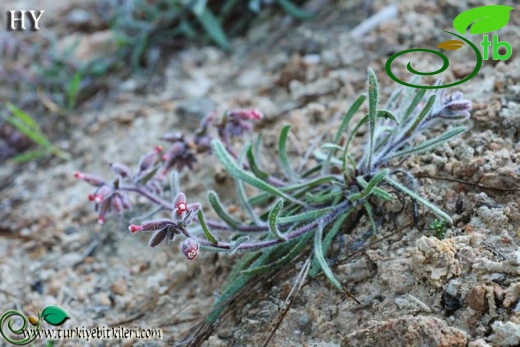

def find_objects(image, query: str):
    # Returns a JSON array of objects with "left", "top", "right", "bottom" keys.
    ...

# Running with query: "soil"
[{"left": 2, "top": 0, "right": 520, "bottom": 346}]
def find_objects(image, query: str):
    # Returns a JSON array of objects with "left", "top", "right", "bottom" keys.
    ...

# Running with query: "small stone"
[
  {"left": 468, "top": 338, "right": 493, "bottom": 347},
  {"left": 110, "top": 279, "right": 127, "bottom": 296},
  {"left": 467, "top": 284, "right": 488, "bottom": 313},
  {"left": 489, "top": 321, "right": 520, "bottom": 346},
  {"left": 295, "top": 312, "right": 312, "bottom": 335},
  {"left": 67, "top": 9, "right": 91, "bottom": 27},
  {"left": 60, "top": 253, "right": 83, "bottom": 267},
  {"left": 96, "top": 292, "right": 112, "bottom": 307},
  {"left": 146, "top": 272, "right": 165, "bottom": 289}
]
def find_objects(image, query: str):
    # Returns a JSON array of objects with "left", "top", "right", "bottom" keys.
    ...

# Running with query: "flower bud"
[
  {"left": 110, "top": 163, "right": 132, "bottom": 178},
  {"left": 97, "top": 198, "right": 111, "bottom": 225},
  {"left": 74, "top": 171, "right": 105, "bottom": 187},
  {"left": 94, "top": 185, "right": 113, "bottom": 203},
  {"left": 138, "top": 148, "right": 160, "bottom": 173},
  {"left": 112, "top": 195, "right": 123, "bottom": 216},
  {"left": 161, "top": 132, "right": 184, "bottom": 143},
  {"left": 128, "top": 219, "right": 174, "bottom": 233},
  {"left": 227, "top": 108, "right": 263, "bottom": 120},
  {"left": 181, "top": 238, "right": 200, "bottom": 260}
]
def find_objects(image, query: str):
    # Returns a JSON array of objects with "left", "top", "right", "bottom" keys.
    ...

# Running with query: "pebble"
[
  {"left": 66, "top": 9, "right": 91, "bottom": 27},
  {"left": 110, "top": 279, "right": 127, "bottom": 296}
]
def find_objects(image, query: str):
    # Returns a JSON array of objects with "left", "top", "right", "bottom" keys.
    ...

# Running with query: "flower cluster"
[
  {"left": 75, "top": 108, "right": 262, "bottom": 258},
  {"left": 129, "top": 192, "right": 201, "bottom": 259},
  {"left": 218, "top": 108, "right": 263, "bottom": 138},
  {"left": 422, "top": 90, "right": 472, "bottom": 127},
  {"left": 74, "top": 171, "right": 131, "bottom": 224},
  {"left": 74, "top": 146, "right": 165, "bottom": 224}
]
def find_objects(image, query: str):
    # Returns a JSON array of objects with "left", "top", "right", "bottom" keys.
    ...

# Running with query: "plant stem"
[{"left": 198, "top": 200, "right": 352, "bottom": 252}]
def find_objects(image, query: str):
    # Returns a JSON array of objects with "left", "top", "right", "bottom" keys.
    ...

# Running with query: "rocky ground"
[{"left": 1, "top": 0, "right": 520, "bottom": 346}]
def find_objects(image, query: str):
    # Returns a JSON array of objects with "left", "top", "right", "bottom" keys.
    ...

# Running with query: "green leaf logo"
[
  {"left": 453, "top": 5, "right": 514, "bottom": 35},
  {"left": 41, "top": 306, "right": 70, "bottom": 326}
]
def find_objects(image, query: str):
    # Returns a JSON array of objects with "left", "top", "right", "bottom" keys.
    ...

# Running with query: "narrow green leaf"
[
  {"left": 207, "top": 273, "right": 250, "bottom": 323},
  {"left": 367, "top": 68, "right": 379, "bottom": 169},
  {"left": 384, "top": 87, "right": 403, "bottom": 110},
  {"left": 360, "top": 168, "right": 390, "bottom": 197},
  {"left": 277, "top": 0, "right": 314, "bottom": 19},
  {"left": 278, "top": 125, "right": 298, "bottom": 181},
  {"left": 208, "top": 242, "right": 292, "bottom": 323},
  {"left": 321, "top": 143, "right": 345, "bottom": 152},
  {"left": 222, "top": 251, "right": 260, "bottom": 288},
  {"left": 363, "top": 202, "right": 377, "bottom": 236},
  {"left": 385, "top": 176, "right": 452, "bottom": 224},
  {"left": 178, "top": 20, "right": 198, "bottom": 39},
  {"left": 334, "top": 94, "right": 366, "bottom": 144},
  {"left": 278, "top": 205, "right": 334, "bottom": 224},
  {"left": 220, "top": 0, "right": 241, "bottom": 18},
  {"left": 350, "top": 169, "right": 390, "bottom": 202},
  {"left": 11, "top": 148, "right": 48, "bottom": 162},
  {"left": 6, "top": 102, "right": 39, "bottom": 130},
  {"left": 248, "top": 175, "right": 337, "bottom": 205},
  {"left": 67, "top": 71, "right": 82, "bottom": 110},
  {"left": 1, "top": 113, "right": 50, "bottom": 149},
  {"left": 313, "top": 222, "right": 343, "bottom": 291},
  {"left": 344, "top": 110, "right": 398, "bottom": 159},
  {"left": 194, "top": 8, "right": 230, "bottom": 50},
  {"left": 355, "top": 176, "right": 393, "bottom": 201},
  {"left": 213, "top": 140, "right": 304, "bottom": 205},
  {"left": 246, "top": 144, "right": 269, "bottom": 181},
  {"left": 323, "top": 94, "right": 366, "bottom": 175},
  {"left": 2, "top": 107, "right": 70, "bottom": 160},
  {"left": 197, "top": 210, "right": 218, "bottom": 244},
  {"left": 387, "top": 127, "right": 467, "bottom": 161},
  {"left": 268, "top": 199, "right": 287, "bottom": 241},
  {"left": 192, "top": 0, "right": 208, "bottom": 16},
  {"left": 241, "top": 232, "right": 312, "bottom": 275},
  {"left": 404, "top": 94, "right": 436, "bottom": 138},
  {"left": 403, "top": 88, "right": 427, "bottom": 124},
  {"left": 236, "top": 146, "right": 262, "bottom": 224},
  {"left": 208, "top": 191, "right": 241, "bottom": 229},
  {"left": 230, "top": 235, "right": 250, "bottom": 254},
  {"left": 309, "top": 209, "right": 351, "bottom": 278}
]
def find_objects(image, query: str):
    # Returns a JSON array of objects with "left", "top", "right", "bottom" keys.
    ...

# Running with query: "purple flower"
[
  {"left": 75, "top": 172, "right": 131, "bottom": 224},
  {"left": 218, "top": 108, "right": 264, "bottom": 139},
  {"left": 429, "top": 90, "right": 472, "bottom": 122},
  {"left": 161, "top": 140, "right": 197, "bottom": 172}
]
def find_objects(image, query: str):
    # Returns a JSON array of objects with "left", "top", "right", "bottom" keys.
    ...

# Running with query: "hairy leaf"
[{"left": 268, "top": 199, "right": 288, "bottom": 241}]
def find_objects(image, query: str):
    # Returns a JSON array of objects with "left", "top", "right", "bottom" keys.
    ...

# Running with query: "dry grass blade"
[{"left": 259, "top": 257, "right": 311, "bottom": 347}]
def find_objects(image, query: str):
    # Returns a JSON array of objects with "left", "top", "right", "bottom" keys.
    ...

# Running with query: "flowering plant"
[{"left": 75, "top": 69, "right": 471, "bottom": 331}]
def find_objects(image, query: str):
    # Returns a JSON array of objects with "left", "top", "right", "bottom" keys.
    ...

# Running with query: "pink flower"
[
  {"left": 181, "top": 238, "right": 200, "bottom": 260},
  {"left": 227, "top": 109, "right": 263, "bottom": 120},
  {"left": 173, "top": 192, "right": 201, "bottom": 225}
]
